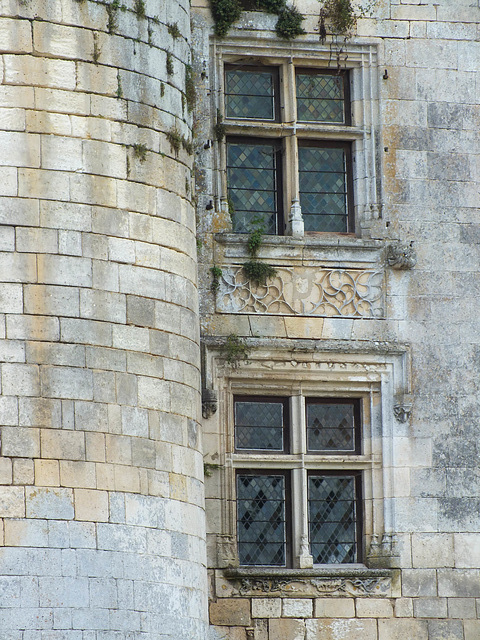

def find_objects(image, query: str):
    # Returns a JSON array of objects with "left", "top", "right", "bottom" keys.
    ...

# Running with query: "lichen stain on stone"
[{"left": 211, "top": 207, "right": 231, "bottom": 233}]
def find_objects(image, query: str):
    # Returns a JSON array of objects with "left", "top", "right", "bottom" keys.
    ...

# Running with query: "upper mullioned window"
[{"left": 224, "top": 64, "right": 355, "bottom": 235}]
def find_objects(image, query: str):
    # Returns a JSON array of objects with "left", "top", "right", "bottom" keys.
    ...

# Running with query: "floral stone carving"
[
  {"left": 386, "top": 242, "right": 417, "bottom": 270},
  {"left": 216, "top": 266, "right": 384, "bottom": 318}
]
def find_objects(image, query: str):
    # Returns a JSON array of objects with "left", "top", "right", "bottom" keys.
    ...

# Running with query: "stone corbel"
[
  {"left": 386, "top": 242, "right": 417, "bottom": 270},
  {"left": 202, "top": 387, "right": 218, "bottom": 419},
  {"left": 393, "top": 403, "right": 412, "bottom": 423},
  {"left": 393, "top": 395, "right": 412, "bottom": 423}
]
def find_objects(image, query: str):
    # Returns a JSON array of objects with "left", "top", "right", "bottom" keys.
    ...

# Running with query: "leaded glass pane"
[
  {"left": 296, "top": 73, "right": 345, "bottom": 123},
  {"left": 227, "top": 141, "right": 278, "bottom": 233},
  {"left": 235, "top": 401, "right": 284, "bottom": 451},
  {"left": 237, "top": 474, "right": 286, "bottom": 566},
  {"left": 226, "top": 69, "right": 275, "bottom": 120},
  {"left": 299, "top": 146, "right": 347, "bottom": 232},
  {"left": 307, "top": 403, "right": 355, "bottom": 452},
  {"left": 308, "top": 475, "right": 357, "bottom": 564}
]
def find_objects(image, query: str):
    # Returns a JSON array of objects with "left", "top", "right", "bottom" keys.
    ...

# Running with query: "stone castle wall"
[
  {"left": 0, "top": 1, "right": 206, "bottom": 638},
  {"left": 191, "top": 0, "right": 480, "bottom": 639}
]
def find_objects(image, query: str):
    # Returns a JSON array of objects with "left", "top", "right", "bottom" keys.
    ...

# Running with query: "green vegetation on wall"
[{"left": 209, "top": 0, "right": 305, "bottom": 39}]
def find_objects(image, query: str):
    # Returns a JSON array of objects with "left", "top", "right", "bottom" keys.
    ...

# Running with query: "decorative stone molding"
[
  {"left": 221, "top": 568, "right": 394, "bottom": 598},
  {"left": 387, "top": 242, "right": 417, "bottom": 270},
  {"left": 216, "top": 266, "right": 384, "bottom": 318}
]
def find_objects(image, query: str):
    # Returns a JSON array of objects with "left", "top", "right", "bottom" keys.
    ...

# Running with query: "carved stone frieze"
[
  {"left": 233, "top": 575, "right": 392, "bottom": 598},
  {"left": 216, "top": 266, "right": 384, "bottom": 318},
  {"left": 386, "top": 242, "right": 417, "bottom": 270}
]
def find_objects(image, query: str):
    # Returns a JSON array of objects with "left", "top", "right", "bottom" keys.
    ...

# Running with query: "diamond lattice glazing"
[
  {"left": 237, "top": 474, "right": 286, "bottom": 565},
  {"left": 226, "top": 69, "right": 275, "bottom": 120},
  {"left": 235, "top": 401, "right": 284, "bottom": 451},
  {"left": 307, "top": 403, "right": 355, "bottom": 452},
  {"left": 296, "top": 73, "right": 344, "bottom": 123},
  {"left": 308, "top": 475, "right": 357, "bottom": 564}
]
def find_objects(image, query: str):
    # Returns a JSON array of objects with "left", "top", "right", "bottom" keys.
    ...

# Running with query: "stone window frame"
[
  {"left": 210, "top": 36, "right": 381, "bottom": 238},
  {"left": 202, "top": 339, "right": 411, "bottom": 576},
  {"left": 233, "top": 392, "right": 366, "bottom": 569}
]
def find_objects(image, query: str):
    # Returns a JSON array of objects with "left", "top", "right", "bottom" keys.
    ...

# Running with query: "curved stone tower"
[{"left": 0, "top": 1, "right": 206, "bottom": 638}]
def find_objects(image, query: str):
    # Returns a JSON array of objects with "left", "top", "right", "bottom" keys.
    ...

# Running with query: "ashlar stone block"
[
  {"left": 306, "top": 618, "right": 377, "bottom": 640},
  {"left": 13, "top": 458, "right": 34, "bottom": 485},
  {"left": 251, "top": 598, "right": 282, "bottom": 619},
  {"left": 34, "top": 460, "right": 60, "bottom": 487},
  {"left": 356, "top": 598, "right": 393, "bottom": 618},
  {"left": 412, "top": 533, "right": 454, "bottom": 568},
  {"left": 269, "top": 618, "right": 305, "bottom": 640},
  {"left": 282, "top": 598, "right": 313, "bottom": 618},
  {"left": 209, "top": 599, "right": 251, "bottom": 626},
  {"left": 74, "top": 489, "right": 108, "bottom": 523},
  {"left": 464, "top": 620, "right": 480, "bottom": 640},
  {"left": 314, "top": 598, "right": 355, "bottom": 619},
  {"left": 427, "top": 620, "right": 464, "bottom": 640},
  {"left": 25, "top": 487, "right": 74, "bottom": 520},
  {"left": 413, "top": 597, "right": 448, "bottom": 618},
  {"left": 402, "top": 569, "right": 437, "bottom": 597},
  {"left": 447, "top": 597, "right": 477, "bottom": 619}
]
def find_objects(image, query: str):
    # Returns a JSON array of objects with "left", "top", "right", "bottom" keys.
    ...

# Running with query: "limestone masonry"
[{"left": 0, "top": 0, "right": 479, "bottom": 639}]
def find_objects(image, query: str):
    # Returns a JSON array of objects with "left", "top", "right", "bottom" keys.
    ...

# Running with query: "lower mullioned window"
[{"left": 234, "top": 396, "right": 363, "bottom": 568}]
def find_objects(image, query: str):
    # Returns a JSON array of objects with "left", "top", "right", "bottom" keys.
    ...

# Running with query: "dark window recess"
[
  {"left": 306, "top": 399, "right": 360, "bottom": 453},
  {"left": 227, "top": 138, "right": 282, "bottom": 234},
  {"left": 235, "top": 397, "right": 287, "bottom": 452},
  {"left": 296, "top": 70, "right": 349, "bottom": 124},
  {"left": 225, "top": 66, "right": 278, "bottom": 121},
  {"left": 308, "top": 473, "right": 361, "bottom": 564},
  {"left": 237, "top": 473, "right": 288, "bottom": 566},
  {"left": 298, "top": 142, "right": 353, "bottom": 233}
]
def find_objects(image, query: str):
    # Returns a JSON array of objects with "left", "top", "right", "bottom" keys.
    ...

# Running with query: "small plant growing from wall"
[
  {"left": 134, "top": 0, "right": 145, "bottom": 18},
  {"left": 210, "top": 265, "right": 223, "bottom": 293},
  {"left": 185, "top": 65, "right": 196, "bottom": 112},
  {"left": 115, "top": 71, "right": 123, "bottom": 98},
  {"left": 209, "top": 0, "right": 305, "bottom": 40},
  {"left": 210, "top": 0, "right": 243, "bottom": 37},
  {"left": 275, "top": 5, "right": 305, "bottom": 39},
  {"left": 213, "top": 110, "right": 227, "bottom": 142},
  {"left": 319, "top": 0, "right": 377, "bottom": 39},
  {"left": 106, "top": 2, "right": 118, "bottom": 33},
  {"left": 241, "top": 220, "right": 277, "bottom": 286},
  {"left": 167, "top": 22, "right": 182, "bottom": 38},
  {"left": 132, "top": 143, "right": 147, "bottom": 162},
  {"left": 221, "top": 334, "right": 249, "bottom": 366},
  {"left": 166, "top": 127, "right": 182, "bottom": 154},
  {"left": 166, "top": 51, "right": 174, "bottom": 75},
  {"left": 204, "top": 461, "right": 222, "bottom": 477}
]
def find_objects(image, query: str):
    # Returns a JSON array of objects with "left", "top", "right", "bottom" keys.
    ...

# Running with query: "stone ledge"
[
  {"left": 215, "top": 233, "right": 385, "bottom": 269},
  {"left": 219, "top": 567, "right": 397, "bottom": 599}
]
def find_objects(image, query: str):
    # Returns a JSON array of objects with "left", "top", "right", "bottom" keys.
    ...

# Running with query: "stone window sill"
[{"left": 214, "top": 233, "right": 385, "bottom": 269}]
